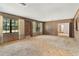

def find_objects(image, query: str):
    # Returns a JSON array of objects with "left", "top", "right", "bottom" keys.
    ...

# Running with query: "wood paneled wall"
[
  {"left": 74, "top": 9, "right": 79, "bottom": 39},
  {"left": 0, "top": 12, "right": 45, "bottom": 43},
  {"left": 25, "top": 20, "right": 32, "bottom": 36},
  {"left": 44, "top": 19, "right": 74, "bottom": 37}
]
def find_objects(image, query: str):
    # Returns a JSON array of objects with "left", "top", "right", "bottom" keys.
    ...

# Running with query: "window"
[
  {"left": 60, "top": 25, "right": 64, "bottom": 33},
  {"left": 36, "top": 23, "right": 40, "bottom": 32},
  {"left": 32, "top": 22, "right": 43, "bottom": 33},
  {"left": 39, "top": 23, "right": 43, "bottom": 33},
  {"left": 3, "top": 17, "right": 10, "bottom": 33},
  {"left": 32, "top": 21, "right": 37, "bottom": 33},
  {"left": 12, "top": 19, "right": 18, "bottom": 32},
  {"left": 3, "top": 17, "right": 18, "bottom": 33}
]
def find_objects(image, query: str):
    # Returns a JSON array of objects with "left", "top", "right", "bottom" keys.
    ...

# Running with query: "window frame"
[{"left": 3, "top": 17, "right": 18, "bottom": 33}]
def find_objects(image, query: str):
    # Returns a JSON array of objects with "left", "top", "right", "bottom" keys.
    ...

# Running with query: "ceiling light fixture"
[{"left": 19, "top": 3, "right": 27, "bottom": 6}]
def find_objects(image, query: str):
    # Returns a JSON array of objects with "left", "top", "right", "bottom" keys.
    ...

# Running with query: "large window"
[
  {"left": 3, "top": 17, "right": 18, "bottom": 33},
  {"left": 36, "top": 23, "right": 40, "bottom": 32},
  {"left": 32, "top": 21, "right": 37, "bottom": 33},
  {"left": 12, "top": 19, "right": 18, "bottom": 32},
  {"left": 3, "top": 17, "right": 10, "bottom": 33}
]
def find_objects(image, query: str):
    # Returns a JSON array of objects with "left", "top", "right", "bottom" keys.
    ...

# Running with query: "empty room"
[{"left": 0, "top": 3, "right": 79, "bottom": 56}]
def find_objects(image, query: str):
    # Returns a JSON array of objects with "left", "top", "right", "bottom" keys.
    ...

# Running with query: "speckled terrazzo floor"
[{"left": 0, "top": 35, "right": 79, "bottom": 56}]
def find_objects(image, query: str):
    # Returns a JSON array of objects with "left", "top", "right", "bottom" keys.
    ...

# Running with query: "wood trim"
[
  {"left": 46, "top": 19, "right": 73, "bottom": 23},
  {"left": 45, "top": 18, "right": 73, "bottom": 23}
]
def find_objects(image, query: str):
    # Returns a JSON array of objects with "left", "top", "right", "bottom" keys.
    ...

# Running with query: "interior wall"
[
  {"left": 25, "top": 20, "right": 31, "bottom": 36},
  {"left": 45, "top": 21, "right": 58, "bottom": 35},
  {"left": 3, "top": 33, "right": 19, "bottom": 42},
  {"left": 0, "top": 12, "right": 45, "bottom": 43},
  {"left": 58, "top": 23, "right": 69, "bottom": 36},
  {"left": 44, "top": 19, "right": 72, "bottom": 36},
  {"left": 74, "top": 10, "right": 79, "bottom": 40},
  {"left": 19, "top": 18, "right": 25, "bottom": 39},
  {"left": 0, "top": 15, "right": 3, "bottom": 43}
]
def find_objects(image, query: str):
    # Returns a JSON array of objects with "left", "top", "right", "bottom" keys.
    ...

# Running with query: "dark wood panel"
[
  {"left": 25, "top": 20, "right": 32, "bottom": 36},
  {"left": 3, "top": 33, "right": 19, "bottom": 42},
  {"left": 69, "top": 21, "right": 74, "bottom": 38}
]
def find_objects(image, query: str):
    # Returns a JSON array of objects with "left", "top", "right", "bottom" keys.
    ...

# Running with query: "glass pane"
[
  {"left": 3, "top": 17, "right": 18, "bottom": 33},
  {"left": 32, "top": 21, "right": 37, "bottom": 33},
  {"left": 36, "top": 23, "right": 40, "bottom": 32},
  {"left": 40, "top": 23, "right": 43, "bottom": 33},
  {"left": 3, "top": 17, "right": 10, "bottom": 33},
  {"left": 12, "top": 19, "right": 18, "bottom": 32}
]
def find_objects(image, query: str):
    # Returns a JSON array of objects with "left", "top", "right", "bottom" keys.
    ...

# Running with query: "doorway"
[
  {"left": 32, "top": 21, "right": 43, "bottom": 36},
  {"left": 58, "top": 23, "right": 69, "bottom": 37}
]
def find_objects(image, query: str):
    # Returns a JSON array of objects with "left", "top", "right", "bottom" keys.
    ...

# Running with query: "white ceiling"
[{"left": 0, "top": 3, "right": 79, "bottom": 21}]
